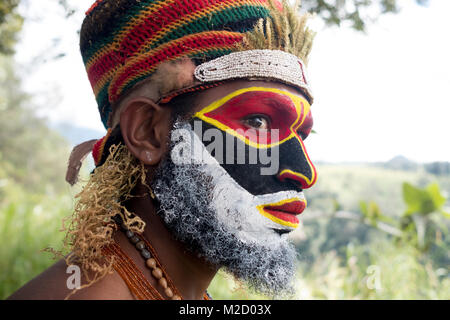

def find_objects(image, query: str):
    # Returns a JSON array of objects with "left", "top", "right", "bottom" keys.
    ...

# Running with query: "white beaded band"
[{"left": 194, "top": 49, "right": 313, "bottom": 103}]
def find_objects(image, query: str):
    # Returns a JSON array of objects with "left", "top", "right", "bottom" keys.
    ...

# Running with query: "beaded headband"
[{"left": 194, "top": 49, "right": 313, "bottom": 103}]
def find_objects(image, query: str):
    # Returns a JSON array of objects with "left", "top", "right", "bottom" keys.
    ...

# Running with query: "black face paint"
[
  {"left": 188, "top": 87, "right": 317, "bottom": 198},
  {"left": 151, "top": 120, "right": 298, "bottom": 298},
  {"left": 190, "top": 119, "right": 316, "bottom": 195}
]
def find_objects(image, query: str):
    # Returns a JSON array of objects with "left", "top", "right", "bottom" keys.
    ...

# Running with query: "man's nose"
[{"left": 275, "top": 135, "right": 317, "bottom": 190}]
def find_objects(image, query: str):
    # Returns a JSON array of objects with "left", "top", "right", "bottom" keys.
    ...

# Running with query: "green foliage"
[
  {"left": 0, "top": 0, "right": 22, "bottom": 55},
  {"left": 399, "top": 182, "right": 449, "bottom": 252},
  {"left": 0, "top": 0, "right": 74, "bottom": 299},
  {"left": 403, "top": 182, "right": 447, "bottom": 216},
  {"left": 300, "top": 0, "right": 431, "bottom": 32},
  {"left": 0, "top": 181, "right": 73, "bottom": 299},
  {"left": 307, "top": 164, "right": 427, "bottom": 215},
  {"left": 304, "top": 0, "right": 397, "bottom": 31},
  {"left": 56, "top": 0, "right": 76, "bottom": 18},
  {"left": 0, "top": 0, "right": 77, "bottom": 56},
  {"left": 290, "top": 164, "right": 449, "bottom": 300},
  {"left": 359, "top": 200, "right": 390, "bottom": 226},
  {"left": 295, "top": 239, "right": 449, "bottom": 299},
  {"left": 0, "top": 56, "right": 70, "bottom": 193},
  {"left": 208, "top": 271, "right": 268, "bottom": 300}
]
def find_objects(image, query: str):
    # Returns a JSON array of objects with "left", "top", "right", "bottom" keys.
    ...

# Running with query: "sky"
[{"left": 15, "top": 0, "right": 450, "bottom": 163}]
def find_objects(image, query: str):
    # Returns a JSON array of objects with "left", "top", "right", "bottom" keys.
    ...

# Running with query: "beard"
[{"left": 150, "top": 120, "right": 298, "bottom": 298}]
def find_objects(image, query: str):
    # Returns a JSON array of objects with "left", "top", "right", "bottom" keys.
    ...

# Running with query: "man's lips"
[{"left": 262, "top": 200, "right": 306, "bottom": 225}]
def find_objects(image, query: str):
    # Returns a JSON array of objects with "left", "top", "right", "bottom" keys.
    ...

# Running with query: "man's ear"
[{"left": 120, "top": 97, "right": 172, "bottom": 165}]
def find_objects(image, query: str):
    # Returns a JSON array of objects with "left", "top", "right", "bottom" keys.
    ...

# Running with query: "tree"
[
  {"left": 303, "top": 0, "right": 428, "bottom": 31},
  {"left": 0, "top": 0, "right": 70, "bottom": 192},
  {"left": 0, "top": 54, "right": 70, "bottom": 193},
  {"left": 0, "top": 0, "right": 22, "bottom": 55},
  {"left": 0, "top": 0, "right": 431, "bottom": 55}
]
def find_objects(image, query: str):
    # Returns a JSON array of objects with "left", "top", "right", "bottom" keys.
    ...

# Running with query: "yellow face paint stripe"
[
  {"left": 194, "top": 87, "right": 311, "bottom": 149},
  {"left": 256, "top": 197, "right": 307, "bottom": 229},
  {"left": 279, "top": 169, "right": 313, "bottom": 186},
  {"left": 258, "top": 210, "right": 299, "bottom": 228}
]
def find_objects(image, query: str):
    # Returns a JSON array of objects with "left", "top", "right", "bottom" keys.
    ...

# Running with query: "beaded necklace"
[{"left": 103, "top": 221, "right": 211, "bottom": 300}]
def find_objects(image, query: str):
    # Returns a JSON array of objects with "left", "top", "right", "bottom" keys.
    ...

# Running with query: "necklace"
[{"left": 106, "top": 220, "right": 211, "bottom": 300}]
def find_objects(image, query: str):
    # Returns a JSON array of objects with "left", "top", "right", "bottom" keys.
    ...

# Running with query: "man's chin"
[{"left": 220, "top": 235, "right": 298, "bottom": 298}]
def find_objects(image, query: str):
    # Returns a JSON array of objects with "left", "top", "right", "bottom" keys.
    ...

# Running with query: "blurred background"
[{"left": 0, "top": 0, "right": 448, "bottom": 299}]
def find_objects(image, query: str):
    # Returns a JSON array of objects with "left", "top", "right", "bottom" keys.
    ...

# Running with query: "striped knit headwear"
[
  {"left": 66, "top": 0, "right": 315, "bottom": 182},
  {"left": 81, "top": 0, "right": 276, "bottom": 129}
]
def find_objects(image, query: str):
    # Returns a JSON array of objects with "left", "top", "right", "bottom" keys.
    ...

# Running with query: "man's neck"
[{"left": 120, "top": 184, "right": 218, "bottom": 300}]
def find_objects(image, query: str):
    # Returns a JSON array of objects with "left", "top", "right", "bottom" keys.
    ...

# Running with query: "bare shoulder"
[{"left": 7, "top": 259, "right": 134, "bottom": 300}]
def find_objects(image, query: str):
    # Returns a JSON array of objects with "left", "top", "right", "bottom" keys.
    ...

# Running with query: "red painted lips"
[{"left": 263, "top": 200, "right": 306, "bottom": 225}]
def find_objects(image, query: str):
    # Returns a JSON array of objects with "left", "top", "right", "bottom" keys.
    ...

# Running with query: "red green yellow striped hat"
[
  {"left": 81, "top": 0, "right": 280, "bottom": 128},
  {"left": 66, "top": 0, "right": 316, "bottom": 184},
  {"left": 80, "top": 0, "right": 312, "bottom": 128}
]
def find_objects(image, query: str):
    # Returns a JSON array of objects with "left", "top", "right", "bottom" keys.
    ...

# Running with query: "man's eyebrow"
[{"left": 259, "top": 94, "right": 298, "bottom": 113}]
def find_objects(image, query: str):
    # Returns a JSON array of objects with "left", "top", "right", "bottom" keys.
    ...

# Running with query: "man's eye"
[{"left": 242, "top": 115, "right": 270, "bottom": 130}]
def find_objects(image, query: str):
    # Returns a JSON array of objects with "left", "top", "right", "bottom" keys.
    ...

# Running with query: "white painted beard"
[{"left": 151, "top": 121, "right": 298, "bottom": 297}]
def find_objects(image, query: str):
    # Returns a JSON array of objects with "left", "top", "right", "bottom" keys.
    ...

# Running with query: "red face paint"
[
  {"left": 199, "top": 90, "right": 310, "bottom": 146},
  {"left": 295, "top": 110, "right": 313, "bottom": 140}
]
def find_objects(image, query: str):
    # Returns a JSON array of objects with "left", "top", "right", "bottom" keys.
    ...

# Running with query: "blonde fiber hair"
[
  {"left": 239, "top": 0, "right": 316, "bottom": 65},
  {"left": 62, "top": 144, "right": 146, "bottom": 298}
]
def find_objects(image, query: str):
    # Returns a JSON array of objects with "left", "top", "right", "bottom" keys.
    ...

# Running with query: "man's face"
[
  {"left": 192, "top": 81, "right": 317, "bottom": 229},
  {"left": 151, "top": 80, "right": 317, "bottom": 296}
]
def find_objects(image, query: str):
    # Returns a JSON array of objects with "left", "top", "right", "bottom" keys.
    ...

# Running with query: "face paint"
[
  {"left": 152, "top": 121, "right": 297, "bottom": 297},
  {"left": 150, "top": 87, "right": 318, "bottom": 296},
  {"left": 189, "top": 87, "right": 317, "bottom": 231},
  {"left": 194, "top": 87, "right": 311, "bottom": 148},
  {"left": 169, "top": 123, "right": 305, "bottom": 236}
]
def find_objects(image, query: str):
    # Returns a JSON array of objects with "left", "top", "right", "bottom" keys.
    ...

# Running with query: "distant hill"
[
  {"left": 317, "top": 155, "right": 419, "bottom": 171},
  {"left": 374, "top": 156, "right": 450, "bottom": 175},
  {"left": 381, "top": 155, "right": 419, "bottom": 171}
]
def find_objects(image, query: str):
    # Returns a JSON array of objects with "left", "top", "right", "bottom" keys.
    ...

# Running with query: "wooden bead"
[
  {"left": 172, "top": 295, "right": 181, "bottom": 300},
  {"left": 165, "top": 287, "right": 173, "bottom": 298},
  {"left": 152, "top": 267, "right": 163, "bottom": 280},
  {"left": 159, "top": 277, "right": 168, "bottom": 289},
  {"left": 146, "top": 258, "right": 157, "bottom": 269}
]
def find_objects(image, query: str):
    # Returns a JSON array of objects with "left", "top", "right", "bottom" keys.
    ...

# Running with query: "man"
[{"left": 9, "top": 0, "right": 317, "bottom": 300}]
